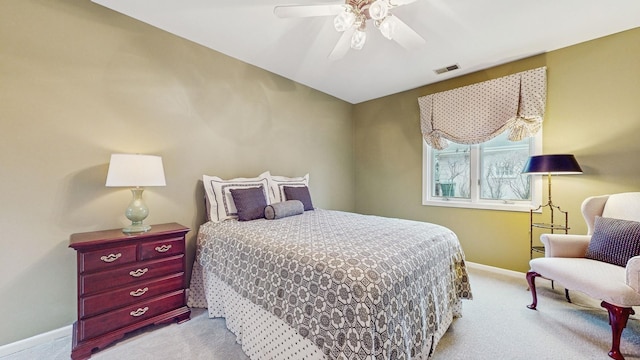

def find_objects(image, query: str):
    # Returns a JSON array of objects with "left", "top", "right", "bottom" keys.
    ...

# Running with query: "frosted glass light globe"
[
  {"left": 351, "top": 29, "right": 367, "bottom": 50},
  {"left": 379, "top": 16, "right": 397, "bottom": 40},
  {"left": 334, "top": 11, "right": 356, "bottom": 32},
  {"left": 369, "top": 0, "right": 389, "bottom": 20}
]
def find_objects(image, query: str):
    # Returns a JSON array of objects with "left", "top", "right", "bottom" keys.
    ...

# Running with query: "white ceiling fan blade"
[
  {"left": 328, "top": 28, "right": 354, "bottom": 61},
  {"left": 389, "top": 0, "right": 418, "bottom": 7},
  {"left": 389, "top": 16, "right": 425, "bottom": 50},
  {"left": 274, "top": 4, "right": 344, "bottom": 18}
]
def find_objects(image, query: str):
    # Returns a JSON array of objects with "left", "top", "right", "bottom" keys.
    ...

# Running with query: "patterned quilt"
[{"left": 196, "top": 209, "right": 472, "bottom": 359}]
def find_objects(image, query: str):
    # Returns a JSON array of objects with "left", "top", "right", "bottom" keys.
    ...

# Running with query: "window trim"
[{"left": 422, "top": 131, "right": 543, "bottom": 212}]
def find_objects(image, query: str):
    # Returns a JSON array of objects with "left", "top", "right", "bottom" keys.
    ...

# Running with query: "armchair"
[{"left": 526, "top": 192, "right": 640, "bottom": 360}]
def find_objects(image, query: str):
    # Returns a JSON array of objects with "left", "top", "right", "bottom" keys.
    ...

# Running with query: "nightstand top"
[{"left": 69, "top": 222, "right": 189, "bottom": 249}]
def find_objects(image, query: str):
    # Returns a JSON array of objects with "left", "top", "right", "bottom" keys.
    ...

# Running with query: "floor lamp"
[
  {"left": 522, "top": 154, "right": 583, "bottom": 213},
  {"left": 522, "top": 154, "right": 582, "bottom": 299}
]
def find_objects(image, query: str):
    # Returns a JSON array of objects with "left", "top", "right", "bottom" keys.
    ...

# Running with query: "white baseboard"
[
  {"left": 0, "top": 325, "right": 72, "bottom": 357},
  {"left": 466, "top": 261, "right": 525, "bottom": 278}
]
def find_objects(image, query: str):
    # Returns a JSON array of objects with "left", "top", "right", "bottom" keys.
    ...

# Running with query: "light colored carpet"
[
  {"left": 3, "top": 266, "right": 640, "bottom": 359},
  {"left": 433, "top": 267, "right": 640, "bottom": 360}
]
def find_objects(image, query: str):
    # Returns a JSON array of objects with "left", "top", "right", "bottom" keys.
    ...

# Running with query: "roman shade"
[{"left": 418, "top": 67, "right": 546, "bottom": 150}]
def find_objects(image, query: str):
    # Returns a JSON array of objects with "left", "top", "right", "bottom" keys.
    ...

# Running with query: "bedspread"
[{"left": 193, "top": 209, "right": 472, "bottom": 359}]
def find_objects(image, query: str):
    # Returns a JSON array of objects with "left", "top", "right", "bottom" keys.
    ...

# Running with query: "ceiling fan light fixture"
[
  {"left": 378, "top": 16, "right": 397, "bottom": 40},
  {"left": 369, "top": 0, "right": 389, "bottom": 20},
  {"left": 351, "top": 29, "right": 367, "bottom": 50},
  {"left": 334, "top": 11, "right": 356, "bottom": 32},
  {"left": 273, "top": 0, "right": 423, "bottom": 60}
]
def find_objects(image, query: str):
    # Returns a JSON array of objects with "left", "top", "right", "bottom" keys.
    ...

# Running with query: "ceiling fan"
[{"left": 274, "top": 0, "right": 425, "bottom": 60}]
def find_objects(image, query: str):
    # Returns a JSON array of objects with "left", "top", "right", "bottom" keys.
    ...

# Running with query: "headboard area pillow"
[
  {"left": 264, "top": 200, "right": 304, "bottom": 220},
  {"left": 230, "top": 186, "right": 268, "bottom": 221},
  {"left": 268, "top": 173, "right": 309, "bottom": 203},
  {"left": 203, "top": 171, "right": 271, "bottom": 222},
  {"left": 283, "top": 185, "right": 314, "bottom": 211}
]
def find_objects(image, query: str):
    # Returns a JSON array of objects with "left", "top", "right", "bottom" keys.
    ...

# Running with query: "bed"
[{"left": 188, "top": 210, "right": 472, "bottom": 359}]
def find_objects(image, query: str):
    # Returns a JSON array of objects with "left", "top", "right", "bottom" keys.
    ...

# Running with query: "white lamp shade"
[{"left": 105, "top": 154, "right": 166, "bottom": 187}]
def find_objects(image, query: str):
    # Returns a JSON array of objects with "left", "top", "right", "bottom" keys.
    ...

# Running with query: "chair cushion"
[
  {"left": 585, "top": 216, "right": 640, "bottom": 267},
  {"left": 530, "top": 257, "right": 640, "bottom": 307},
  {"left": 601, "top": 192, "right": 640, "bottom": 222}
]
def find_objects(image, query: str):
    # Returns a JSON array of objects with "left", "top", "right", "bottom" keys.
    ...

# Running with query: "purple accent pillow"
[
  {"left": 283, "top": 186, "right": 314, "bottom": 211},
  {"left": 585, "top": 216, "right": 640, "bottom": 267},
  {"left": 230, "top": 186, "right": 267, "bottom": 221}
]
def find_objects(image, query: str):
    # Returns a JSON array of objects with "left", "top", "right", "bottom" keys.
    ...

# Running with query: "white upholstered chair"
[{"left": 526, "top": 192, "right": 640, "bottom": 360}]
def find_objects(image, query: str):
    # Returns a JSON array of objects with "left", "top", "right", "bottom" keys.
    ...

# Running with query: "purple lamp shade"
[{"left": 522, "top": 154, "right": 583, "bottom": 175}]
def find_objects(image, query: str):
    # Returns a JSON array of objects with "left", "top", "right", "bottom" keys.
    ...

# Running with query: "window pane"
[
  {"left": 480, "top": 133, "right": 531, "bottom": 201},
  {"left": 432, "top": 143, "right": 470, "bottom": 199}
]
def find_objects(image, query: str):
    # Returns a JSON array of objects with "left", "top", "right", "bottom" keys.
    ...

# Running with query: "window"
[{"left": 422, "top": 131, "right": 542, "bottom": 212}]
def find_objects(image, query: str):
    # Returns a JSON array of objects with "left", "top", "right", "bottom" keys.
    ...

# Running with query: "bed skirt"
[{"left": 188, "top": 260, "right": 459, "bottom": 359}]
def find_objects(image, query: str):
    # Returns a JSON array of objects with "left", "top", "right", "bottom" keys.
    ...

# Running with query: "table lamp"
[{"left": 105, "top": 154, "right": 166, "bottom": 233}]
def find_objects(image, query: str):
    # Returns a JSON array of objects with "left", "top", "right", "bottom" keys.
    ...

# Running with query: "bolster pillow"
[{"left": 264, "top": 200, "right": 304, "bottom": 220}]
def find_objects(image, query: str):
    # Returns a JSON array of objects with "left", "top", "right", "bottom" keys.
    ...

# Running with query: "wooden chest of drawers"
[{"left": 69, "top": 223, "right": 191, "bottom": 360}]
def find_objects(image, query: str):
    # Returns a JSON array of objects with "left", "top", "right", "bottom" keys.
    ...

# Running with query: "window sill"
[{"left": 422, "top": 199, "right": 536, "bottom": 212}]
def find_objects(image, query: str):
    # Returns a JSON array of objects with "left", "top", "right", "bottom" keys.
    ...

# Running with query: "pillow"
[
  {"left": 264, "top": 200, "right": 304, "bottom": 220},
  {"left": 283, "top": 186, "right": 314, "bottom": 211},
  {"left": 203, "top": 171, "right": 271, "bottom": 222},
  {"left": 585, "top": 216, "right": 640, "bottom": 267},
  {"left": 268, "top": 173, "right": 309, "bottom": 203},
  {"left": 230, "top": 186, "right": 268, "bottom": 221}
]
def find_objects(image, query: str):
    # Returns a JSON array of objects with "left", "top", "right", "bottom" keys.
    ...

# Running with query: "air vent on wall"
[{"left": 434, "top": 64, "right": 460, "bottom": 75}]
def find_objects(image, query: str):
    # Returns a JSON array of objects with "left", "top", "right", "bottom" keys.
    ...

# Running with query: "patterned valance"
[{"left": 418, "top": 67, "right": 547, "bottom": 150}]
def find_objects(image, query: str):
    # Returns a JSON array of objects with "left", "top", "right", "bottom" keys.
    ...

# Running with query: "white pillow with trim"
[
  {"left": 268, "top": 173, "right": 309, "bottom": 203},
  {"left": 203, "top": 171, "right": 271, "bottom": 222}
]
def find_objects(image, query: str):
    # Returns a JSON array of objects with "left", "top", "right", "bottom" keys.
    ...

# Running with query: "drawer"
[
  {"left": 80, "top": 245, "right": 137, "bottom": 273},
  {"left": 77, "top": 290, "right": 185, "bottom": 342},
  {"left": 80, "top": 273, "right": 184, "bottom": 318},
  {"left": 140, "top": 236, "right": 185, "bottom": 260},
  {"left": 80, "top": 255, "right": 184, "bottom": 295}
]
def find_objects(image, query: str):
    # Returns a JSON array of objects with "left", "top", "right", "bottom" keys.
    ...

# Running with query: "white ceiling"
[{"left": 92, "top": 0, "right": 640, "bottom": 104}]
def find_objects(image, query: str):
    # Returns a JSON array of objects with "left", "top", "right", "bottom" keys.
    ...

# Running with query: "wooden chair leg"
[
  {"left": 601, "top": 301, "right": 635, "bottom": 360},
  {"left": 526, "top": 271, "right": 540, "bottom": 310}
]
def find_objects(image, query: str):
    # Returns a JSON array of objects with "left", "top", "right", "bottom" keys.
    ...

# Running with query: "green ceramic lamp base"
[
  {"left": 122, "top": 188, "right": 151, "bottom": 233},
  {"left": 122, "top": 223, "right": 151, "bottom": 233}
]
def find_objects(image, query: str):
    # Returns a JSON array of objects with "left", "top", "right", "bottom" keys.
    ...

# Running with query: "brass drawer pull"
[
  {"left": 100, "top": 253, "right": 122, "bottom": 263},
  {"left": 129, "top": 287, "right": 149, "bottom": 297},
  {"left": 155, "top": 244, "right": 172, "bottom": 253},
  {"left": 130, "top": 307, "right": 149, "bottom": 317},
  {"left": 129, "top": 268, "right": 148, "bottom": 277}
]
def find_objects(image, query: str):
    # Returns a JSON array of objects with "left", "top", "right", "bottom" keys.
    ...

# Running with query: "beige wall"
[
  {"left": 2, "top": 0, "right": 639, "bottom": 349},
  {"left": 354, "top": 27, "right": 640, "bottom": 273},
  {"left": 0, "top": 1, "right": 354, "bottom": 345}
]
